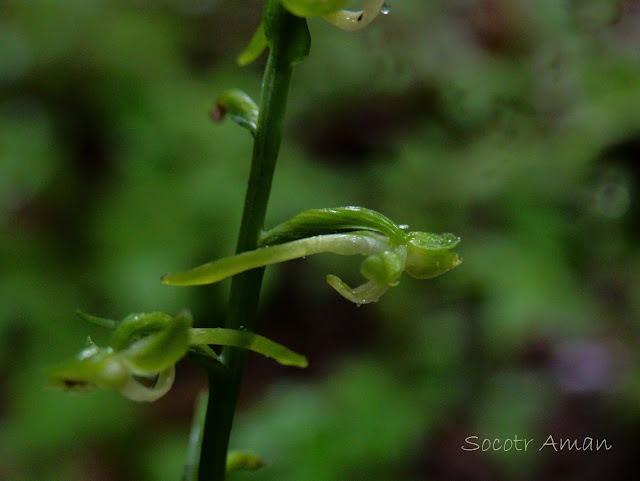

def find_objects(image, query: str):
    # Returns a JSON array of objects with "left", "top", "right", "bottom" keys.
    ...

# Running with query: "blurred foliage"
[{"left": 1, "top": 0, "right": 639, "bottom": 480}]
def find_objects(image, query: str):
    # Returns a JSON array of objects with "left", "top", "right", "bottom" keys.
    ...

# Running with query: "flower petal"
[
  {"left": 326, "top": 275, "right": 390, "bottom": 305},
  {"left": 322, "top": 0, "right": 386, "bottom": 31}
]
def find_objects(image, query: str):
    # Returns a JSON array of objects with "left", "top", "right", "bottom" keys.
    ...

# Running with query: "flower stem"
[{"left": 197, "top": 3, "right": 309, "bottom": 480}]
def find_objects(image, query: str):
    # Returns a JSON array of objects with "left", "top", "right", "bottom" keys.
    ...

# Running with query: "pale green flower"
[
  {"left": 48, "top": 311, "right": 307, "bottom": 402},
  {"left": 162, "top": 207, "right": 461, "bottom": 306},
  {"left": 238, "top": 1, "right": 389, "bottom": 65},
  {"left": 281, "top": 0, "right": 388, "bottom": 30}
]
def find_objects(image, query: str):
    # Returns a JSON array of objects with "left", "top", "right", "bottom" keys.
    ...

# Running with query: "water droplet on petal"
[{"left": 381, "top": 2, "right": 390, "bottom": 15}]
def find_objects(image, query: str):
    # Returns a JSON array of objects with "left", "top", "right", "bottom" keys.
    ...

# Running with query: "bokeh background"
[{"left": 2, "top": 0, "right": 640, "bottom": 480}]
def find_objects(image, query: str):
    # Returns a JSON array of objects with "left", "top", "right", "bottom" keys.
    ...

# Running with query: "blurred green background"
[{"left": 1, "top": 0, "right": 639, "bottom": 479}]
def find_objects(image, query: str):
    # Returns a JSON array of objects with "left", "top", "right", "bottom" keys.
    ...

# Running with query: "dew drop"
[{"left": 380, "top": 2, "right": 390, "bottom": 15}]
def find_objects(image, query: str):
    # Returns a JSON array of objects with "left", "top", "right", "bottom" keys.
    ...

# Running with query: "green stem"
[{"left": 197, "top": 4, "right": 308, "bottom": 480}]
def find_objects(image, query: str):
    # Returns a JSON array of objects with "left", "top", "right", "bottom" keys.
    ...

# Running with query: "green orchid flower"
[
  {"left": 48, "top": 311, "right": 307, "bottom": 402},
  {"left": 238, "top": 0, "right": 388, "bottom": 65},
  {"left": 282, "top": 0, "right": 388, "bottom": 30},
  {"left": 162, "top": 207, "right": 461, "bottom": 306}
]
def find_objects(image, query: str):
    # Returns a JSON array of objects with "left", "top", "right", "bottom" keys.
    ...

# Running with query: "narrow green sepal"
[
  {"left": 226, "top": 451, "right": 264, "bottom": 473},
  {"left": 237, "top": 22, "right": 268, "bottom": 66},
  {"left": 260, "top": 206, "right": 406, "bottom": 245},
  {"left": 76, "top": 310, "right": 119, "bottom": 329},
  {"left": 212, "top": 89, "right": 259, "bottom": 136},
  {"left": 190, "top": 328, "right": 308, "bottom": 368}
]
